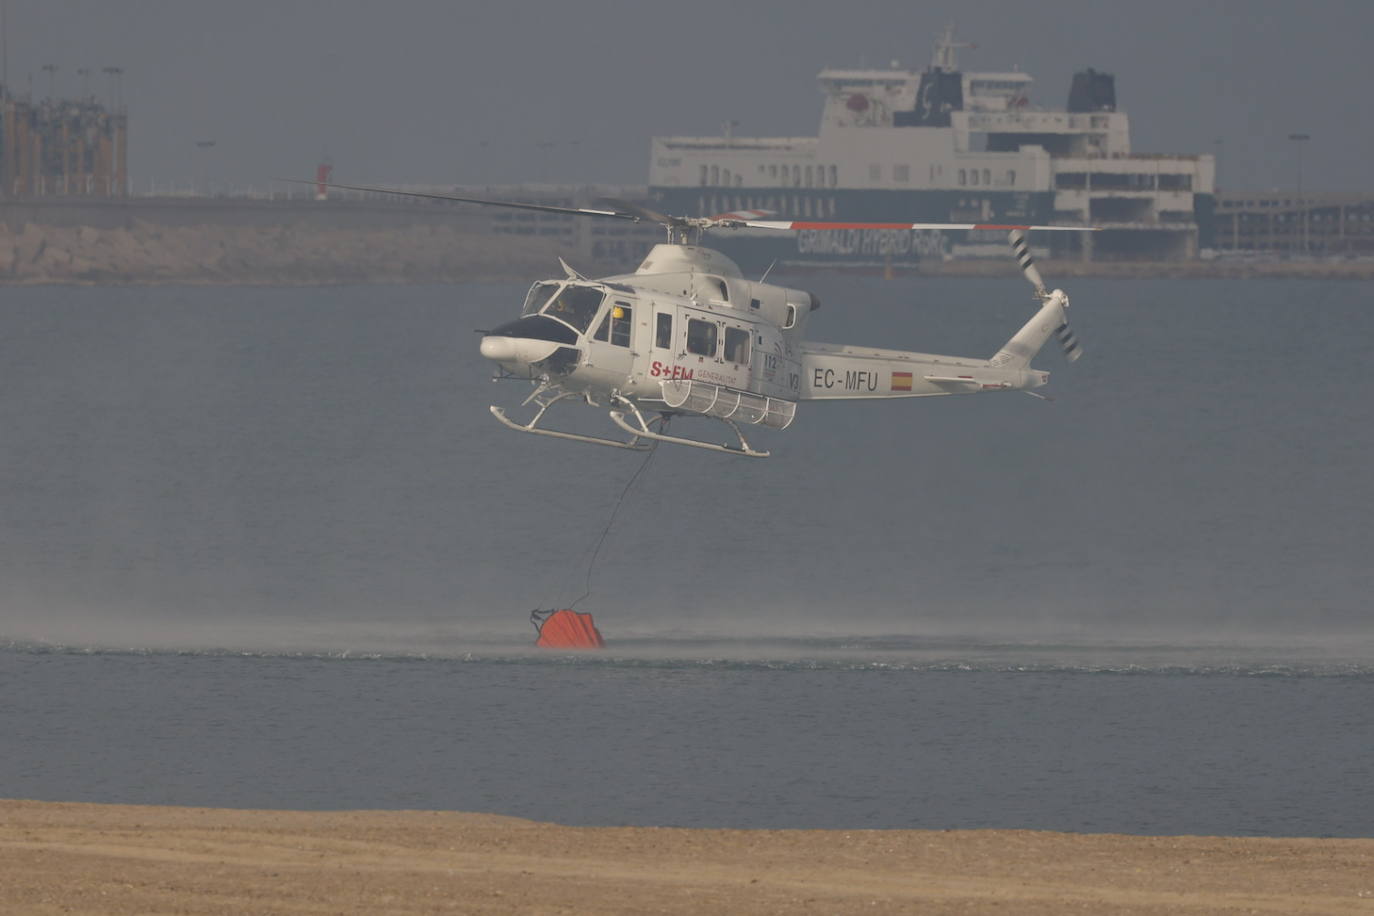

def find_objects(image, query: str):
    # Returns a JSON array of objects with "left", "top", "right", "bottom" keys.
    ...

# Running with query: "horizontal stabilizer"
[{"left": 924, "top": 375, "right": 981, "bottom": 389}]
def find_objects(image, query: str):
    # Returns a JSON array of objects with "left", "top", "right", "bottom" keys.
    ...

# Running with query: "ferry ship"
[{"left": 647, "top": 28, "right": 1215, "bottom": 269}]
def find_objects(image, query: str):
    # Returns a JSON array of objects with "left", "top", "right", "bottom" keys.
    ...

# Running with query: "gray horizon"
[{"left": 6, "top": 0, "right": 1370, "bottom": 195}]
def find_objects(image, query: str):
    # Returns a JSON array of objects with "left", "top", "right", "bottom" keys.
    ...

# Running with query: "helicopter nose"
[
  {"left": 479, "top": 335, "right": 563, "bottom": 366},
  {"left": 479, "top": 335, "right": 518, "bottom": 362}
]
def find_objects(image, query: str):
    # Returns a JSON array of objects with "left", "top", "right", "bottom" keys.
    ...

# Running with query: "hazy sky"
[{"left": 8, "top": 0, "right": 1371, "bottom": 194}]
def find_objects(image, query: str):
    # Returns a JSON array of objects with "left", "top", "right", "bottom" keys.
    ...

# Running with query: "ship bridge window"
[
  {"left": 686, "top": 318, "right": 717, "bottom": 357},
  {"left": 541, "top": 285, "right": 605, "bottom": 333},
  {"left": 523, "top": 281, "right": 560, "bottom": 316}
]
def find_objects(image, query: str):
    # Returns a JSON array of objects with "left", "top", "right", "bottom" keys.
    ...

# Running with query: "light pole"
[
  {"left": 1288, "top": 132, "right": 1310, "bottom": 254},
  {"left": 41, "top": 62, "right": 57, "bottom": 98},
  {"left": 102, "top": 66, "right": 123, "bottom": 110},
  {"left": 535, "top": 140, "right": 555, "bottom": 184},
  {"left": 195, "top": 139, "right": 216, "bottom": 196}
]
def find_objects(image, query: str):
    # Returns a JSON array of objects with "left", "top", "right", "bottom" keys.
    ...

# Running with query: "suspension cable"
[{"left": 567, "top": 421, "right": 666, "bottom": 609}]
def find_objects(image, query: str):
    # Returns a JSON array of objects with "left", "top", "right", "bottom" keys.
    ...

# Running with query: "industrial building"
[
  {"left": 0, "top": 91, "right": 128, "bottom": 197},
  {"left": 1211, "top": 191, "right": 1374, "bottom": 255}
]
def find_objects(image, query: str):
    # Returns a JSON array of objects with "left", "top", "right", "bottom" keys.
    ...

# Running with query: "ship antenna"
[{"left": 758, "top": 258, "right": 778, "bottom": 284}]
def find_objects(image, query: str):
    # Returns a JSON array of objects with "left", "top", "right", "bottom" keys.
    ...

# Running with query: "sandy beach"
[{"left": 2, "top": 801, "right": 1371, "bottom": 914}]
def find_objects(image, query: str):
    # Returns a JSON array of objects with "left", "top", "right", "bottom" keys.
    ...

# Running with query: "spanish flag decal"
[{"left": 891, "top": 371, "right": 913, "bottom": 391}]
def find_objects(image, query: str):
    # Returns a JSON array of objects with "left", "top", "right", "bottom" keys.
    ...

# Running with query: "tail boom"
[{"left": 799, "top": 342, "right": 1047, "bottom": 400}]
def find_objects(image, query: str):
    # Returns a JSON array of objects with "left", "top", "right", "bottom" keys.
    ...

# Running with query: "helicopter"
[{"left": 297, "top": 181, "right": 1093, "bottom": 458}]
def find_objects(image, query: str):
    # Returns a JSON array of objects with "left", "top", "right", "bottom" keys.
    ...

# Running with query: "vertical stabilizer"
[
  {"left": 993, "top": 229, "right": 1084, "bottom": 367},
  {"left": 991, "top": 290, "right": 1077, "bottom": 367}
]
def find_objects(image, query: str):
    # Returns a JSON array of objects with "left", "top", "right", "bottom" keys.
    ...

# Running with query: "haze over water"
[
  {"left": 2, "top": 278, "right": 1372, "bottom": 834},
  {"left": 2, "top": 277, "right": 1368, "bottom": 646}
]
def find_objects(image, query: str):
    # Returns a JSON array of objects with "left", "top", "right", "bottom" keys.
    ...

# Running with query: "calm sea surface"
[{"left": 2, "top": 277, "right": 1371, "bottom": 836}]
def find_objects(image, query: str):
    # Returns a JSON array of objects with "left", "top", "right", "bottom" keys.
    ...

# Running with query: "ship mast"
[{"left": 931, "top": 24, "right": 975, "bottom": 71}]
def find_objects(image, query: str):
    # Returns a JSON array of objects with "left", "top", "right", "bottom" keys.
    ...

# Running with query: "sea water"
[{"left": 1, "top": 277, "right": 1371, "bottom": 836}]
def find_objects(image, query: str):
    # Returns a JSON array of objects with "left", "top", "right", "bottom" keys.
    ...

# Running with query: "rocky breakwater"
[{"left": 0, "top": 218, "right": 572, "bottom": 285}]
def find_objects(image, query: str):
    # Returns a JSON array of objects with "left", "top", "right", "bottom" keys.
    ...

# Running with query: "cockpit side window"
[
  {"left": 593, "top": 302, "right": 633, "bottom": 347},
  {"left": 523, "top": 281, "right": 560, "bottom": 316},
  {"left": 609, "top": 303, "right": 632, "bottom": 347},
  {"left": 541, "top": 285, "right": 605, "bottom": 333}
]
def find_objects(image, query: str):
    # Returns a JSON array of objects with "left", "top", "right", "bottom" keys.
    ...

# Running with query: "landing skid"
[
  {"left": 490, "top": 387, "right": 650, "bottom": 451},
  {"left": 609, "top": 399, "right": 769, "bottom": 459}
]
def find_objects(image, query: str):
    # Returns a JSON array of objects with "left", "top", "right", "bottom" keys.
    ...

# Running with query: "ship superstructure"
[{"left": 648, "top": 27, "right": 1214, "bottom": 267}]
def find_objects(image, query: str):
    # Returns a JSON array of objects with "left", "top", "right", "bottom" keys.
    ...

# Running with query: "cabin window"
[
  {"left": 699, "top": 165, "right": 708, "bottom": 186},
  {"left": 970, "top": 169, "right": 979, "bottom": 186},
  {"left": 686, "top": 318, "right": 717, "bottom": 357},
  {"left": 783, "top": 304, "right": 798, "bottom": 329},
  {"left": 894, "top": 164, "right": 910, "bottom": 182},
  {"left": 829, "top": 165, "right": 838, "bottom": 187},
  {"left": 958, "top": 168, "right": 967, "bottom": 186},
  {"left": 1007, "top": 169, "right": 1016, "bottom": 186},
  {"left": 540, "top": 285, "right": 604, "bottom": 333},
  {"left": 983, "top": 169, "right": 991, "bottom": 186},
  {"left": 655, "top": 313, "right": 673, "bottom": 348},
  {"left": 594, "top": 302, "right": 633, "bottom": 347},
  {"left": 723, "top": 327, "right": 751, "bottom": 365}
]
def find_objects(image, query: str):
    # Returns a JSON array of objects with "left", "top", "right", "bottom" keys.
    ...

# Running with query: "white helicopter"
[{"left": 306, "top": 181, "right": 1092, "bottom": 458}]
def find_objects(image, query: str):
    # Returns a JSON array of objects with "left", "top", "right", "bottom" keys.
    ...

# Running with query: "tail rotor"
[{"left": 1008, "top": 229, "right": 1083, "bottom": 363}]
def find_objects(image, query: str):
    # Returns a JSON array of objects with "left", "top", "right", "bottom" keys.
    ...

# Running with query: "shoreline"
[
  {"left": 2, "top": 217, "right": 1372, "bottom": 286},
  {"left": 3, "top": 800, "right": 1371, "bottom": 914}
]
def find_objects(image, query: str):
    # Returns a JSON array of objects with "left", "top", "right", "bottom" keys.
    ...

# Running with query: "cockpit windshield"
[
  {"left": 540, "top": 285, "right": 605, "bottom": 334},
  {"left": 522, "top": 281, "right": 560, "bottom": 316}
]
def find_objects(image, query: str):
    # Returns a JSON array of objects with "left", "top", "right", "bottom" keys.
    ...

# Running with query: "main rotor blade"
[
  {"left": 738, "top": 219, "right": 1097, "bottom": 232},
  {"left": 274, "top": 179, "right": 643, "bottom": 222},
  {"left": 591, "top": 197, "right": 675, "bottom": 225}
]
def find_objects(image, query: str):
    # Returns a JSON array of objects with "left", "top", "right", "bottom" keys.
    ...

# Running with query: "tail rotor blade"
[
  {"left": 1055, "top": 318, "right": 1083, "bottom": 362},
  {"left": 1008, "top": 230, "right": 1048, "bottom": 298}
]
